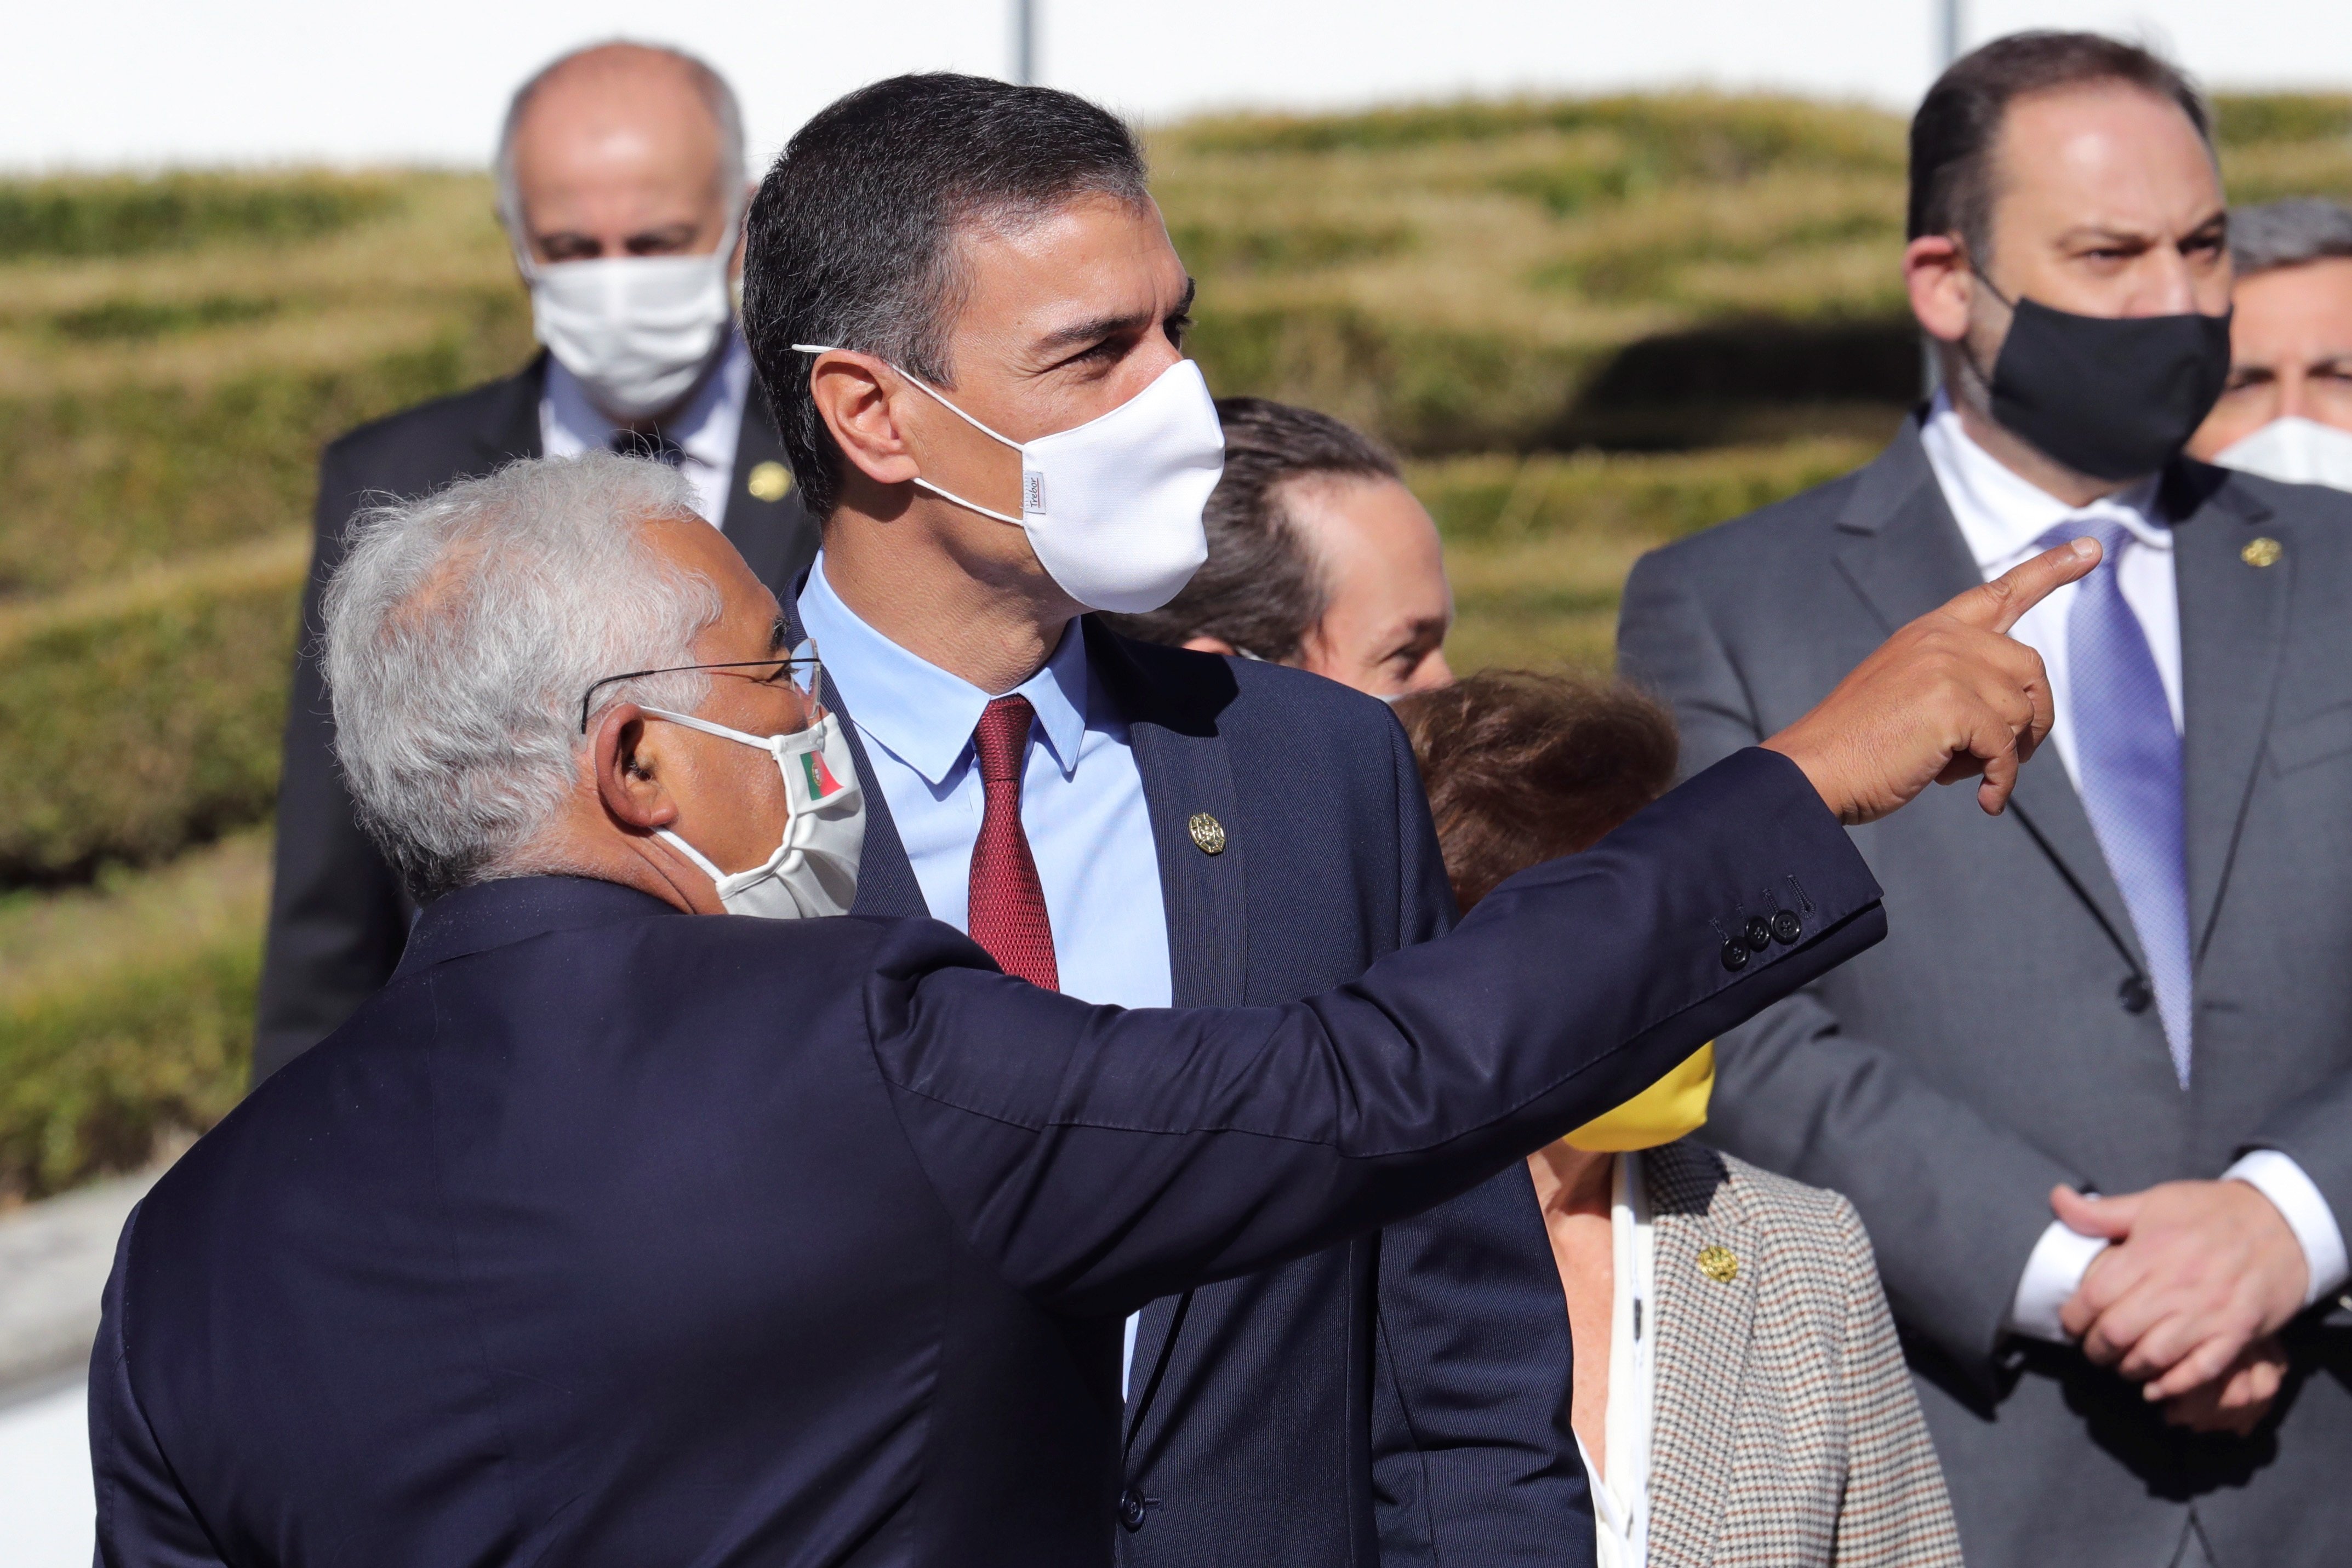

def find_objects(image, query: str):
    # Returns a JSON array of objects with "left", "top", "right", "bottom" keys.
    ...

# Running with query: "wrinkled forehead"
[{"left": 1986, "top": 82, "right": 2222, "bottom": 240}]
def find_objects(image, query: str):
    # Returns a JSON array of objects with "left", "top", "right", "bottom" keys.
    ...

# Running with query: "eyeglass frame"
[{"left": 577, "top": 645, "right": 825, "bottom": 735}]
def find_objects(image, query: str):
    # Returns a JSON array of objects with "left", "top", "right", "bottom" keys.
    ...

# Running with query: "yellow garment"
[{"left": 1565, "top": 1043, "right": 1714, "bottom": 1152}]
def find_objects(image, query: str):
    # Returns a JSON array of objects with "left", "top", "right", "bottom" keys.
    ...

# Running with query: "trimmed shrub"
[
  {"left": 0, "top": 171, "right": 397, "bottom": 260},
  {"left": 0, "top": 535, "right": 305, "bottom": 883},
  {"left": 0, "top": 831, "right": 266, "bottom": 1199}
]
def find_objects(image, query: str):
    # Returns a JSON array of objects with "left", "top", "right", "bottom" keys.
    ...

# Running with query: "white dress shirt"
[
  {"left": 541, "top": 331, "right": 750, "bottom": 529},
  {"left": 1579, "top": 1153, "right": 1658, "bottom": 1568},
  {"left": 1920, "top": 395, "right": 2351, "bottom": 1337}
]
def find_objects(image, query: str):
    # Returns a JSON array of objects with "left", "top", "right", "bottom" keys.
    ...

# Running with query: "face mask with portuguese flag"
[{"left": 641, "top": 708, "right": 865, "bottom": 919}]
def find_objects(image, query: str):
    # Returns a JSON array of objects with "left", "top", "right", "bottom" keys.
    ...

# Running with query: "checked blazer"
[{"left": 1643, "top": 1142, "right": 1962, "bottom": 1568}]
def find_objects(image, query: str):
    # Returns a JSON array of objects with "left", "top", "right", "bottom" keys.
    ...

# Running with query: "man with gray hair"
[
  {"left": 255, "top": 39, "right": 819, "bottom": 1082},
  {"left": 2188, "top": 196, "right": 2352, "bottom": 485},
  {"left": 87, "top": 449, "right": 2090, "bottom": 1565}
]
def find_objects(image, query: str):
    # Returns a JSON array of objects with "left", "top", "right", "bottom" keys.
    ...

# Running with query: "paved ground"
[
  {"left": 1, "top": 1374, "right": 92, "bottom": 1565},
  {"left": 0, "top": 1168, "right": 163, "bottom": 1564}
]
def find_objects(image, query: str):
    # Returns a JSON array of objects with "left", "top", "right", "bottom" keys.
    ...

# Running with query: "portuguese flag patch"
[{"left": 801, "top": 750, "right": 847, "bottom": 799}]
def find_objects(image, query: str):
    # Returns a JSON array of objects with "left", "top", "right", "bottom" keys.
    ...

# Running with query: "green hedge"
[
  {"left": 0, "top": 535, "right": 305, "bottom": 883},
  {"left": 0, "top": 314, "right": 524, "bottom": 599},
  {"left": 0, "top": 171, "right": 397, "bottom": 260},
  {"left": 0, "top": 831, "right": 265, "bottom": 1199}
]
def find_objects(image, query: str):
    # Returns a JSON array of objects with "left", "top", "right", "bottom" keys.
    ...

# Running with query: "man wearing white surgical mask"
[
  {"left": 743, "top": 73, "right": 1589, "bottom": 1568},
  {"left": 2187, "top": 197, "right": 2352, "bottom": 489},
  {"left": 255, "top": 39, "right": 819, "bottom": 1083}
]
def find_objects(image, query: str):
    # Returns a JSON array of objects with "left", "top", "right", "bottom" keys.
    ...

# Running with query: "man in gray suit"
[{"left": 1619, "top": 32, "right": 2352, "bottom": 1568}]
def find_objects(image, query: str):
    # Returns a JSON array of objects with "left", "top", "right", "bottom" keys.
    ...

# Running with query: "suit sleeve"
[
  {"left": 1824, "top": 1197, "right": 1965, "bottom": 1568},
  {"left": 252, "top": 443, "right": 414, "bottom": 1083},
  {"left": 868, "top": 746, "right": 1886, "bottom": 1320},
  {"left": 1367, "top": 712, "right": 1596, "bottom": 1568},
  {"left": 91, "top": 1210, "right": 231, "bottom": 1568},
  {"left": 1619, "top": 548, "right": 2083, "bottom": 1381}
]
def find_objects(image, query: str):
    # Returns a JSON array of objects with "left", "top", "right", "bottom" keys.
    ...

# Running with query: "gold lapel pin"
[
  {"left": 748, "top": 461, "right": 792, "bottom": 502},
  {"left": 1188, "top": 812, "right": 1227, "bottom": 855},
  {"left": 1697, "top": 1245, "right": 1739, "bottom": 1284},
  {"left": 2242, "top": 536, "right": 2283, "bottom": 568}
]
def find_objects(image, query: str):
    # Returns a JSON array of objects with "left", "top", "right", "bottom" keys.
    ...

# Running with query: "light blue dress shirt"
[{"left": 796, "top": 554, "right": 1173, "bottom": 1012}]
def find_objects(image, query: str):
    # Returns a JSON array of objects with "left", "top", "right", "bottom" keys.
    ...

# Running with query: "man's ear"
[
  {"left": 594, "top": 704, "right": 681, "bottom": 831},
  {"left": 807, "top": 350, "right": 921, "bottom": 489},
  {"left": 1180, "top": 633, "right": 1238, "bottom": 656},
  {"left": 1904, "top": 233, "right": 1973, "bottom": 345}
]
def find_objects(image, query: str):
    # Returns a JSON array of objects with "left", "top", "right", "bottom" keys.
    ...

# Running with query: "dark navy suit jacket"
[
  {"left": 819, "top": 619, "right": 1580, "bottom": 1566},
  {"left": 92, "top": 748, "right": 1883, "bottom": 1567}
]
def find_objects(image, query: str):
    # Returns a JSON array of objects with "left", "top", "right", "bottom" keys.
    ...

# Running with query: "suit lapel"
[
  {"left": 1087, "top": 623, "right": 1249, "bottom": 1439},
  {"left": 2171, "top": 468, "right": 2289, "bottom": 959},
  {"left": 779, "top": 584, "right": 927, "bottom": 920},
  {"left": 721, "top": 380, "right": 823, "bottom": 597},
  {"left": 1833, "top": 421, "right": 2147, "bottom": 969},
  {"left": 472, "top": 353, "right": 547, "bottom": 466},
  {"left": 1085, "top": 622, "right": 1249, "bottom": 1010},
  {"left": 1643, "top": 1143, "right": 1754, "bottom": 1567}
]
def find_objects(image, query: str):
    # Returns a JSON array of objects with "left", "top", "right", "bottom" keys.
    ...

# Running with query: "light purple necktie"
[{"left": 2037, "top": 518, "right": 2192, "bottom": 1085}]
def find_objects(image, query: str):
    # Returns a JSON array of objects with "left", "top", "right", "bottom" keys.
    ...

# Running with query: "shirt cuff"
[
  {"left": 2226, "top": 1149, "right": 2351, "bottom": 1309},
  {"left": 2006, "top": 1218, "right": 2110, "bottom": 1342}
]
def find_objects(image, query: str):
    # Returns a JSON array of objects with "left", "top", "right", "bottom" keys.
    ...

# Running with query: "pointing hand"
[{"left": 1763, "top": 538, "right": 2097, "bottom": 824}]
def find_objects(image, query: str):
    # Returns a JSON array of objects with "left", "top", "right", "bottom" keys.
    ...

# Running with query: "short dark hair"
[
  {"left": 1104, "top": 397, "right": 1400, "bottom": 662},
  {"left": 2230, "top": 198, "right": 2352, "bottom": 277},
  {"left": 1909, "top": 32, "right": 2211, "bottom": 261},
  {"left": 739, "top": 73, "right": 1152, "bottom": 521},
  {"left": 1392, "top": 671, "right": 1678, "bottom": 913}
]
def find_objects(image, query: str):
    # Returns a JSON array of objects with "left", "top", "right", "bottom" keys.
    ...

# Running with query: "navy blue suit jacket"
[
  {"left": 823, "top": 621, "right": 1579, "bottom": 1566},
  {"left": 92, "top": 748, "right": 1883, "bottom": 1567}
]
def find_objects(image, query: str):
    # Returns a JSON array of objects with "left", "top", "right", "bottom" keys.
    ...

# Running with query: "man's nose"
[{"left": 2125, "top": 246, "right": 2203, "bottom": 316}]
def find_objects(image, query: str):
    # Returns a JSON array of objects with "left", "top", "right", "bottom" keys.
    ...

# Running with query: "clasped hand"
[{"left": 2053, "top": 1181, "right": 2308, "bottom": 1435}]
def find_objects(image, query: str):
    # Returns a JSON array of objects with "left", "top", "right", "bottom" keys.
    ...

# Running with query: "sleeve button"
[
  {"left": 1742, "top": 916, "right": 1773, "bottom": 951},
  {"left": 1771, "top": 909, "right": 1802, "bottom": 945},
  {"left": 1721, "top": 940, "right": 1752, "bottom": 972}
]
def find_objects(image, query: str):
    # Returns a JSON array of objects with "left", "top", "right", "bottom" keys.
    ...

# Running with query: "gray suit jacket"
[
  {"left": 1618, "top": 417, "right": 2352, "bottom": 1568},
  {"left": 1642, "top": 1142, "right": 1960, "bottom": 1568}
]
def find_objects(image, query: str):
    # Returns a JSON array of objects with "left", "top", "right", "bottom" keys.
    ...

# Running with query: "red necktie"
[{"left": 966, "top": 695, "right": 1059, "bottom": 990}]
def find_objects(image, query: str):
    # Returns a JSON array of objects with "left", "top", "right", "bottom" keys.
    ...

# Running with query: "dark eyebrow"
[
  {"left": 769, "top": 615, "right": 790, "bottom": 655},
  {"left": 1034, "top": 277, "right": 1200, "bottom": 357}
]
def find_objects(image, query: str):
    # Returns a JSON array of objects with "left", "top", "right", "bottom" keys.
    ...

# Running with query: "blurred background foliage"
[{"left": 2, "top": 90, "right": 2348, "bottom": 1199}]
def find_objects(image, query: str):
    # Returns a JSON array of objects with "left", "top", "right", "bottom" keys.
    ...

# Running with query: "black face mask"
[{"left": 1976, "top": 285, "right": 2232, "bottom": 482}]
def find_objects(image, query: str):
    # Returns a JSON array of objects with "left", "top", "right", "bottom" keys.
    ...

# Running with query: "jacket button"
[
  {"left": 1720, "top": 940, "right": 1750, "bottom": 972},
  {"left": 2117, "top": 975, "right": 2153, "bottom": 1015},
  {"left": 1770, "top": 909, "right": 1802, "bottom": 945},
  {"left": 1742, "top": 916, "right": 1773, "bottom": 951},
  {"left": 1118, "top": 1489, "right": 1148, "bottom": 1532}
]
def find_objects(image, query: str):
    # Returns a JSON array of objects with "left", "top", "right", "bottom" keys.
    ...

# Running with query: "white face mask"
[
  {"left": 793, "top": 346, "right": 1223, "bottom": 614},
  {"left": 642, "top": 708, "right": 864, "bottom": 919},
  {"left": 2212, "top": 414, "right": 2352, "bottom": 493},
  {"left": 523, "top": 224, "right": 738, "bottom": 424}
]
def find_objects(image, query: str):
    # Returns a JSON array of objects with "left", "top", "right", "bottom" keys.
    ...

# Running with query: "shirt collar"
[
  {"left": 542, "top": 329, "right": 749, "bottom": 467},
  {"left": 795, "top": 552, "right": 1089, "bottom": 787},
  {"left": 1919, "top": 390, "right": 2170, "bottom": 571}
]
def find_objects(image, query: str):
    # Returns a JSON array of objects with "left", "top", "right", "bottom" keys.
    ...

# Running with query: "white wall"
[{"left": 3, "top": 2, "right": 2348, "bottom": 174}]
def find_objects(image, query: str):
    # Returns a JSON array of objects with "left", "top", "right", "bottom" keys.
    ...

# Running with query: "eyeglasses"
[{"left": 578, "top": 645, "right": 824, "bottom": 734}]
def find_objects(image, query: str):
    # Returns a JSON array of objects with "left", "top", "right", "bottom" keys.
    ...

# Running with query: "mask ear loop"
[{"left": 792, "top": 345, "right": 1031, "bottom": 525}]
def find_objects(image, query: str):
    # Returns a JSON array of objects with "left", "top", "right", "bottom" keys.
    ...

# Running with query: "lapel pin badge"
[
  {"left": 747, "top": 461, "right": 792, "bottom": 502},
  {"left": 2242, "top": 536, "right": 2282, "bottom": 568},
  {"left": 1697, "top": 1244, "right": 1739, "bottom": 1284},
  {"left": 1187, "top": 812, "right": 1227, "bottom": 855}
]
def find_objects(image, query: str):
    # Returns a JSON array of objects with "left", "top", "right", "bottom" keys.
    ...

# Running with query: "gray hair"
[
  {"left": 494, "top": 41, "right": 747, "bottom": 240},
  {"left": 2230, "top": 198, "right": 2352, "bottom": 278},
  {"left": 323, "top": 453, "right": 723, "bottom": 899}
]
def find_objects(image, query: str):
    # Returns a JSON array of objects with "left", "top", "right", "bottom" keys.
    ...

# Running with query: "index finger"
[{"left": 1941, "top": 537, "right": 2102, "bottom": 634}]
